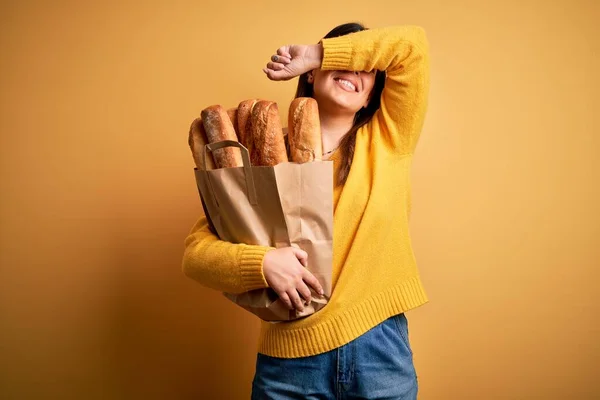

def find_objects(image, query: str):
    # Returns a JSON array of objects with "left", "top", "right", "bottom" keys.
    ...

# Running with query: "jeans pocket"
[{"left": 392, "top": 313, "right": 413, "bottom": 356}]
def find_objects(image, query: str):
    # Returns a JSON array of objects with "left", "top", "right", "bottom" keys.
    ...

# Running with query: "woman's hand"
[
  {"left": 263, "top": 44, "right": 323, "bottom": 81},
  {"left": 262, "top": 247, "right": 324, "bottom": 311}
]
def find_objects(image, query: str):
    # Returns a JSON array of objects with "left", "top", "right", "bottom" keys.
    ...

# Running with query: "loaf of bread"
[
  {"left": 250, "top": 101, "right": 288, "bottom": 166},
  {"left": 288, "top": 97, "right": 322, "bottom": 163},
  {"left": 188, "top": 117, "right": 216, "bottom": 170},
  {"left": 226, "top": 107, "right": 240, "bottom": 140},
  {"left": 201, "top": 105, "right": 243, "bottom": 169},
  {"left": 237, "top": 99, "right": 260, "bottom": 156}
]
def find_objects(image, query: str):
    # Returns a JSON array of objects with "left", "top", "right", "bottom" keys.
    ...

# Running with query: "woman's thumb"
[{"left": 291, "top": 247, "right": 308, "bottom": 267}]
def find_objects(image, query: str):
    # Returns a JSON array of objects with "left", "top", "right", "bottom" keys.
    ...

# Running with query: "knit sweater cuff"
[
  {"left": 240, "top": 245, "right": 272, "bottom": 291},
  {"left": 320, "top": 36, "right": 353, "bottom": 70}
]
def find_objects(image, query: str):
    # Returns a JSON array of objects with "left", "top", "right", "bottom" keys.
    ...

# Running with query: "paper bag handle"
[{"left": 202, "top": 140, "right": 258, "bottom": 205}]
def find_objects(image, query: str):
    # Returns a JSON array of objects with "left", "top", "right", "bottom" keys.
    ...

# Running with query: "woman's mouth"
[{"left": 334, "top": 78, "right": 357, "bottom": 92}]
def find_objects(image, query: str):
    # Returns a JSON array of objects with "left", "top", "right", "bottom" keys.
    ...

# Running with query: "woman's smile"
[{"left": 334, "top": 78, "right": 358, "bottom": 92}]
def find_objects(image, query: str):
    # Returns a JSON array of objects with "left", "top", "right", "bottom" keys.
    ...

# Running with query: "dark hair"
[{"left": 294, "top": 22, "right": 386, "bottom": 186}]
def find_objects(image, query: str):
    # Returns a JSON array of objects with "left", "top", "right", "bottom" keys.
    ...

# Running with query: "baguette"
[
  {"left": 226, "top": 107, "right": 240, "bottom": 140},
  {"left": 237, "top": 99, "right": 260, "bottom": 156},
  {"left": 201, "top": 105, "right": 243, "bottom": 168},
  {"left": 288, "top": 97, "right": 322, "bottom": 163},
  {"left": 188, "top": 117, "right": 216, "bottom": 170},
  {"left": 250, "top": 101, "right": 288, "bottom": 166}
]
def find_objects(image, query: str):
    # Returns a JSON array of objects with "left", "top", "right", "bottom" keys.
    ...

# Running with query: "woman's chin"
[{"left": 315, "top": 96, "right": 361, "bottom": 115}]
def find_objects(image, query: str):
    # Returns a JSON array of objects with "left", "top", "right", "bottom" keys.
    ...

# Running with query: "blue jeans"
[{"left": 251, "top": 313, "right": 418, "bottom": 400}]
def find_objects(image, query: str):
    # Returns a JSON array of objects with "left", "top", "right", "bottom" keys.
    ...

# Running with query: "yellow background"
[{"left": 1, "top": 0, "right": 598, "bottom": 398}]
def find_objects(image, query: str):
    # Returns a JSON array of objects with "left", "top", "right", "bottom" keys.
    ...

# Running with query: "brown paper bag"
[{"left": 194, "top": 140, "right": 333, "bottom": 322}]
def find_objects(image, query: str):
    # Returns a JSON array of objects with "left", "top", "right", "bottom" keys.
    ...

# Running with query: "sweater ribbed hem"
[
  {"left": 257, "top": 275, "right": 428, "bottom": 358},
  {"left": 320, "top": 36, "right": 353, "bottom": 70},
  {"left": 239, "top": 246, "right": 271, "bottom": 291}
]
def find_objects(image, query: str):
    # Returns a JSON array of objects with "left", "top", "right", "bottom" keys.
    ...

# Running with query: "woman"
[{"left": 183, "top": 22, "right": 430, "bottom": 399}]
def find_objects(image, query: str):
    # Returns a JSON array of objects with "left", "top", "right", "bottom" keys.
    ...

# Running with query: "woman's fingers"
[
  {"left": 276, "top": 46, "right": 292, "bottom": 59},
  {"left": 266, "top": 61, "right": 286, "bottom": 71},
  {"left": 275, "top": 46, "right": 292, "bottom": 61},
  {"left": 271, "top": 54, "right": 291, "bottom": 64},
  {"left": 262, "top": 246, "right": 322, "bottom": 311},
  {"left": 278, "top": 291, "right": 293, "bottom": 310},
  {"left": 275, "top": 281, "right": 310, "bottom": 311},
  {"left": 287, "top": 288, "right": 306, "bottom": 311},
  {"left": 263, "top": 55, "right": 292, "bottom": 81},
  {"left": 262, "top": 68, "right": 292, "bottom": 81},
  {"left": 296, "top": 280, "right": 312, "bottom": 304},
  {"left": 302, "top": 268, "right": 324, "bottom": 296},
  {"left": 291, "top": 247, "right": 308, "bottom": 267},
  {"left": 264, "top": 53, "right": 291, "bottom": 79}
]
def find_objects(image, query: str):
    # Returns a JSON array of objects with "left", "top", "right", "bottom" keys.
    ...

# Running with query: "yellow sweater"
[{"left": 182, "top": 25, "right": 430, "bottom": 358}]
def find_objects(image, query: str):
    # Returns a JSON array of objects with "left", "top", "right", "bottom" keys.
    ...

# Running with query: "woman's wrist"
[{"left": 307, "top": 43, "right": 324, "bottom": 69}]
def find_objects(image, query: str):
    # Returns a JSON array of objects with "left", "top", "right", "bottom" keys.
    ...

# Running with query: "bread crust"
[
  {"left": 188, "top": 117, "right": 216, "bottom": 170},
  {"left": 201, "top": 105, "right": 243, "bottom": 168},
  {"left": 288, "top": 97, "right": 322, "bottom": 163},
  {"left": 250, "top": 101, "right": 288, "bottom": 166},
  {"left": 226, "top": 107, "right": 240, "bottom": 140},
  {"left": 237, "top": 99, "right": 261, "bottom": 156}
]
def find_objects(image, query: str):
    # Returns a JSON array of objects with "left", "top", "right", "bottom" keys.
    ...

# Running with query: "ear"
[{"left": 307, "top": 72, "right": 314, "bottom": 83}]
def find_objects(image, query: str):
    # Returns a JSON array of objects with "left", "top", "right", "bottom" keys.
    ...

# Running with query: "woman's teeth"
[{"left": 335, "top": 79, "right": 356, "bottom": 91}]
